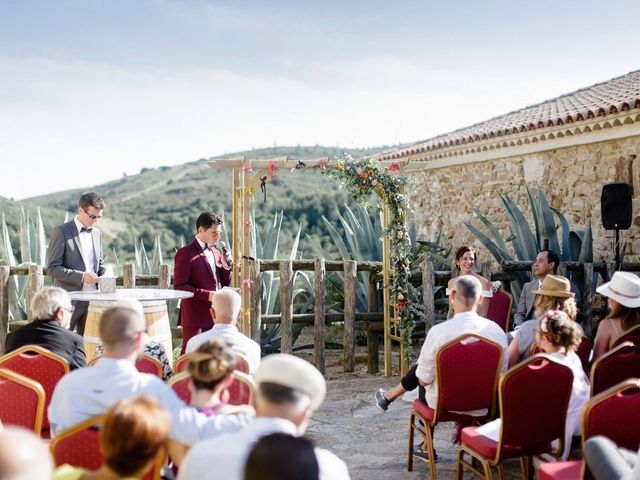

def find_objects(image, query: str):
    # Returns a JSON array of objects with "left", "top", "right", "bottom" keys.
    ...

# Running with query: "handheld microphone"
[{"left": 216, "top": 241, "right": 233, "bottom": 265}]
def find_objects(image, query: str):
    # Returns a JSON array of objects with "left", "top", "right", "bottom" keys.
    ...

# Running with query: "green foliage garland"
[{"left": 319, "top": 157, "right": 415, "bottom": 364}]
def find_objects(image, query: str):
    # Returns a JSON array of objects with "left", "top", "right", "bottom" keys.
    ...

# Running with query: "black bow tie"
[{"left": 81, "top": 227, "right": 93, "bottom": 233}]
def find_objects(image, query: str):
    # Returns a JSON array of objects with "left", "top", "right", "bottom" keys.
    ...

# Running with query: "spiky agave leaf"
[
  {"left": 35, "top": 207, "right": 46, "bottom": 267},
  {"left": 499, "top": 194, "right": 538, "bottom": 260},
  {"left": 536, "top": 186, "right": 561, "bottom": 254},
  {"left": 19, "top": 207, "right": 31, "bottom": 265}
]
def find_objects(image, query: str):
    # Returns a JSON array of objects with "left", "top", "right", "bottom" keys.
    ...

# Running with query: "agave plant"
[{"left": 464, "top": 184, "right": 594, "bottom": 303}]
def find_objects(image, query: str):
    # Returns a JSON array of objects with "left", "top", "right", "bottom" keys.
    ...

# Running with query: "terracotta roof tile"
[{"left": 379, "top": 69, "right": 640, "bottom": 161}]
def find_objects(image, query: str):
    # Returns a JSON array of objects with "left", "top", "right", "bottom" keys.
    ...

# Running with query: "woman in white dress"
[{"left": 447, "top": 245, "right": 494, "bottom": 318}]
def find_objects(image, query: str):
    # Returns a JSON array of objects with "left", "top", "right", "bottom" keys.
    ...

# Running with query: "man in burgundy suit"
[{"left": 174, "top": 212, "right": 232, "bottom": 353}]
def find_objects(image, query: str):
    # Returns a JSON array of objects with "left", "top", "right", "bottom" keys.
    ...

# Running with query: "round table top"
[{"left": 67, "top": 288, "right": 194, "bottom": 302}]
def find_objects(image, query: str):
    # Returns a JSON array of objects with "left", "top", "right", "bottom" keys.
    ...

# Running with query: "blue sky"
[{"left": 1, "top": 0, "right": 639, "bottom": 199}]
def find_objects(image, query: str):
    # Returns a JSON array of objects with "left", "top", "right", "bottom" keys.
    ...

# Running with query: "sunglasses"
[{"left": 82, "top": 208, "right": 103, "bottom": 220}]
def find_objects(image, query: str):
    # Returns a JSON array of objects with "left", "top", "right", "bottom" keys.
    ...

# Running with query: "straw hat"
[
  {"left": 532, "top": 275, "right": 574, "bottom": 298},
  {"left": 596, "top": 271, "right": 640, "bottom": 308},
  {"left": 255, "top": 354, "right": 326, "bottom": 410}
]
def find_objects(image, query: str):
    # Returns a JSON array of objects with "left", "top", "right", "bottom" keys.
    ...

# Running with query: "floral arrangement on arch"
[{"left": 318, "top": 157, "right": 419, "bottom": 364}]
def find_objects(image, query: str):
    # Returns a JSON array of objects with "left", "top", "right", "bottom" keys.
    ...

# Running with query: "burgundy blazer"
[{"left": 173, "top": 239, "right": 232, "bottom": 330}]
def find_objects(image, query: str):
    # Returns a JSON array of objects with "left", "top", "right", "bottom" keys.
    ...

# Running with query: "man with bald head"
[
  {"left": 0, "top": 426, "right": 53, "bottom": 479},
  {"left": 48, "top": 305, "right": 251, "bottom": 443},
  {"left": 185, "top": 287, "right": 261, "bottom": 374}
]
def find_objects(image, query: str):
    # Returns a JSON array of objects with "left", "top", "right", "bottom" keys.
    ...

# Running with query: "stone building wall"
[{"left": 409, "top": 135, "right": 640, "bottom": 267}]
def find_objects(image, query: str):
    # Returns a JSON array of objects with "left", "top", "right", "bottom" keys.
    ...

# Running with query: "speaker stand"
[{"left": 615, "top": 228, "right": 622, "bottom": 271}]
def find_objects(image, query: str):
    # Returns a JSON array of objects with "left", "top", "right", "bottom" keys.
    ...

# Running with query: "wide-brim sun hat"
[
  {"left": 532, "top": 275, "right": 575, "bottom": 298},
  {"left": 596, "top": 271, "right": 640, "bottom": 308}
]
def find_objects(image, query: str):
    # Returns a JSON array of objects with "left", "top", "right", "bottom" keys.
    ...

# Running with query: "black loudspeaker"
[{"left": 601, "top": 183, "right": 632, "bottom": 230}]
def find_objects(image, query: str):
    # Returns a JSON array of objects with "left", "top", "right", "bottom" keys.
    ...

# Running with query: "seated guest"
[
  {"left": 592, "top": 271, "right": 640, "bottom": 361},
  {"left": 94, "top": 298, "right": 173, "bottom": 381},
  {"left": 0, "top": 426, "right": 53, "bottom": 480},
  {"left": 507, "top": 275, "right": 580, "bottom": 368},
  {"left": 186, "top": 288, "right": 261, "bottom": 374},
  {"left": 479, "top": 310, "right": 589, "bottom": 460},
  {"left": 244, "top": 433, "right": 319, "bottom": 480},
  {"left": 53, "top": 395, "right": 171, "bottom": 480},
  {"left": 5, "top": 286, "right": 86, "bottom": 370},
  {"left": 375, "top": 275, "right": 508, "bottom": 413},
  {"left": 584, "top": 435, "right": 640, "bottom": 480},
  {"left": 48, "top": 305, "right": 252, "bottom": 445},
  {"left": 513, "top": 249, "right": 560, "bottom": 329},
  {"left": 446, "top": 245, "right": 494, "bottom": 319},
  {"left": 178, "top": 354, "right": 350, "bottom": 480}
]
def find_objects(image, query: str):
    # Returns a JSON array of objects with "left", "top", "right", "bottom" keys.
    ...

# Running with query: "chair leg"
[
  {"left": 407, "top": 411, "right": 415, "bottom": 472},
  {"left": 424, "top": 423, "right": 437, "bottom": 480},
  {"left": 496, "top": 463, "right": 505, "bottom": 480},
  {"left": 519, "top": 457, "right": 529, "bottom": 480}
]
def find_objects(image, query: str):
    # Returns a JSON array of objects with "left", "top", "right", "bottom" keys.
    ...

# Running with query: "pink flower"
[
  {"left": 371, "top": 179, "right": 379, "bottom": 186},
  {"left": 388, "top": 163, "right": 400, "bottom": 172}
]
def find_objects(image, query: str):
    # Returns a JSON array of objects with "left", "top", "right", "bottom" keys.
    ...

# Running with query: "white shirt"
[
  {"left": 73, "top": 217, "right": 97, "bottom": 291},
  {"left": 48, "top": 358, "right": 252, "bottom": 444},
  {"left": 178, "top": 417, "right": 350, "bottom": 480},
  {"left": 186, "top": 324, "right": 261, "bottom": 374},
  {"left": 196, "top": 236, "right": 217, "bottom": 284},
  {"left": 416, "top": 310, "right": 509, "bottom": 411}
]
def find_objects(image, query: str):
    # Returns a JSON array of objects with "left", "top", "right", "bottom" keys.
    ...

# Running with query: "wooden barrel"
[{"left": 83, "top": 300, "right": 173, "bottom": 362}]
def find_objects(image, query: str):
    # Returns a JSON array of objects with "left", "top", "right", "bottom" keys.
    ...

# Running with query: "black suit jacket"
[{"left": 5, "top": 320, "right": 87, "bottom": 370}]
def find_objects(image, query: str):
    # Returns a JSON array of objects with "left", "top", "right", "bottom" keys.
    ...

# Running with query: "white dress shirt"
[
  {"left": 178, "top": 417, "right": 350, "bottom": 480},
  {"left": 416, "top": 310, "right": 509, "bottom": 412},
  {"left": 185, "top": 324, "right": 261, "bottom": 374},
  {"left": 48, "top": 358, "right": 252, "bottom": 444},
  {"left": 195, "top": 236, "right": 217, "bottom": 284},
  {"left": 73, "top": 217, "right": 97, "bottom": 291}
]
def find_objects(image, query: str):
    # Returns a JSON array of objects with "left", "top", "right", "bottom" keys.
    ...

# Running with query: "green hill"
[{"left": 10, "top": 145, "right": 394, "bottom": 266}]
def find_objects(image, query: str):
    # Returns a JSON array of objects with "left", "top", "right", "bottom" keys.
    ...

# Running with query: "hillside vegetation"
[{"left": 5, "top": 145, "right": 393, "bottom": 265}]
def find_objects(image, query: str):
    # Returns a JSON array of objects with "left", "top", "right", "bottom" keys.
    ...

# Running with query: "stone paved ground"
[{"left": 304, "top": 370, "right": 523, "bottom": 480}]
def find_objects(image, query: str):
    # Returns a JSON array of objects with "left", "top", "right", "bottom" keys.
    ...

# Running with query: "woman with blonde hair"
[
  {"left": 53, "top": 396, "right": 171, "bottom": 479},
  {"left": 507, "top": 275, "right": 581, "bottom": 367},
  {"left": 592, "top": 271, "right": 640, "bottom": 361}
]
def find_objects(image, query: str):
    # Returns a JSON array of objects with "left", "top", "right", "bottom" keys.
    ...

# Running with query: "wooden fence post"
[
  {"left": 250, "top": 260, "right": 262, "bottom": 344},
  {"left": 26, "top": 265, "right": 43, "bottom": 321},
  {"left": 557, "top": 262, "right": 567, "bottom": 278},
  {"left": 158, "top": 264, "right": 171, "bottom": 289},
  {"left": 0, "top": 266, "right": 9, "bottom": 355},
  {"left": 314, "top": 258, "right": 326, "bottom": 374},
  {"left": 123, "top": 264, "right": 136, "bottom": 289},
  {"left": 279, "top": 260, "right": 293, "bottom": 355},
  {"left": 582, "top": 262, "right": 594, "bottom": 339},
  {"left": 606, "top": 262, "right": 616, "bottom": 281},
  {"left": 422, "top": 258, "right": 435, "bottom": 331},
  {"left": 343, "top": 260, "right": 357, "bottom": 373},
  {"left": 367, "top": 272, "right": 379, "bottom": 374}
]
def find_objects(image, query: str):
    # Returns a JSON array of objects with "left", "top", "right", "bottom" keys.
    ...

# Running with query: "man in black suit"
[
  {"left": 47, "top": 191, "right": 106, "bottom": 334},
  {"left": 5, "top": 286, "right": 86, "bottom": 369}
]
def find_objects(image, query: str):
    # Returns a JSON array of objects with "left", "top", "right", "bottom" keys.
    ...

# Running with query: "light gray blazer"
[
  {"left": 513, "top": 279, "right": 540, "bottom": 328},
  {"left": 46, "top": 220, "right": 104, "bottom": 291}
]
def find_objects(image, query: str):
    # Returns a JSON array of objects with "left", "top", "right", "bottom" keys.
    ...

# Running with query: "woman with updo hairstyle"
[
  {"left": 535, "top": 309, "right": 589, "bottom": 460},
  {"left": 447, "top": 245, "right": 494, "bottom": 318},
  {"left": 53, "top": 396, "right": 171, "bottom": 479}
]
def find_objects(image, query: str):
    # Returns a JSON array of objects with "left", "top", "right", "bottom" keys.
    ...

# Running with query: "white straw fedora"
[{"left": 596, "top": 271, "right": 640, "bottom": 308}]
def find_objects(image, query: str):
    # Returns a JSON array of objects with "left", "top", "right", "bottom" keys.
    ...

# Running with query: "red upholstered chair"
[
  {"left": 485, "top": 290, "right": 513, "bottom": 332},
  {"left": 50, "top": 415, "right": 165, "bottom": 480},
  {"left": 234, "top": 353, "right": 251, "bottom": 374},
  {"left": 590, "top": 343, "right": 640, "bottom": 397},
  {"left": 0, "top": 368, "right": 46, "bottom": 435},
  {"left": 456, "top": 354, "right": 574, "bottom": 480},
  {"left": 575, "top": 337, "right": 592, "bottom": 376},
  {"left": 135, "top": 354, "right": 164, "bottom": 377},
  {"left": 581, "top": 379, "right": 640, "bottom": 480},
  {"left": 537, "top": 460, "right": 584, "bottom": 480},
  {"left": 168, "top": 371, "right": 191, "bottom": 404},
  {"left": 173, "top": 354, "right": 189, "bottom": 373},
  {"left": 612, "top": 324, "right": 640, "bottom": 349},
  {"left": 0, "top": 345, "right": 69, "bottom": 438},
  {"left": 407, "top": 334, "right": 503, "bottom": 480},
  {"left": 226, "top": 370, "right": 255, "bottom": 406}
]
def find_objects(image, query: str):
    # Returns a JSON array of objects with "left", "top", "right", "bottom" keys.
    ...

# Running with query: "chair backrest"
[
  {"left": 174, "top": 354, "right": 189, "bottom": 373},
  {"left": 612, "top": 324, "right": 640, "bottom": 349},
  {"left": 498, "top": 354, "right": 573, "bottom": 459},
  {"left": 227, "top": 370, "right": 255, "bottom": 406},
  {"left": 135, "top": 354, "right": 164, "bottom": 377},
  {"left": 434, "top": 334, "right": 503, "bottom": 417},
  {"left": 0, "top": 368, "right": 46, "bottom": 434},
  {"left": 234, "top": 353, "right": 251, "bottom": 374},
  {"left": 50, "top": 415, "right": 165, "bottom": 480},
  {"left": 0, "top": 345, "right": 70, "bottom": 434},
  {"left": 590, "top": 343, "right": 640, "bottom": 397},
  {"left": 582, "top": 378, "right": 640, "bottom": 451},
  {"left": 168, "top": 371, "right": 192, "bottom": 404},
  {"left": 485, "top": 290, "right": 513, "bottom": 332},
  {"left": 575, "top": 337, "right": 592, "bottom": 375}
]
